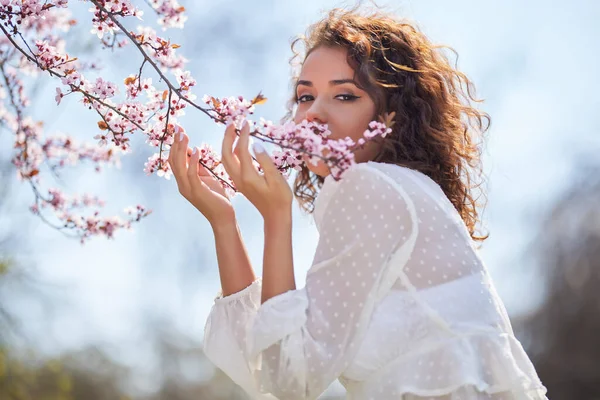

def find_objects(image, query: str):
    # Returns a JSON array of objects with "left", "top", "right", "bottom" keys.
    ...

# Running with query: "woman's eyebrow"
[{"left": 296, "top": 79, "right": 359, "bottom": 89}]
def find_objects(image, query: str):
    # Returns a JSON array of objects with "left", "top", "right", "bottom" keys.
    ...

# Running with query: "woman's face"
[{"left": 293, "top": 46, "right": 382, "bottom": 178}]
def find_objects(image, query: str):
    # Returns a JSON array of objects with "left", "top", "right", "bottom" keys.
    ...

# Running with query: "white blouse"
[{"left": 203, "top": 161, "right": 548, "bottom": 400}]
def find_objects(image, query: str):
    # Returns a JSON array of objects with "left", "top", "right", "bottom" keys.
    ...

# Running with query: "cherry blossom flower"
[{"left": 55, "top": 87, "right": 63, "bottom": 105}]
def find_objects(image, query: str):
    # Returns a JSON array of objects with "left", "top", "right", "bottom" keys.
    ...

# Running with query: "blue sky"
[{"left": 2, "top": 0, "right": 598, "bottom": 396}]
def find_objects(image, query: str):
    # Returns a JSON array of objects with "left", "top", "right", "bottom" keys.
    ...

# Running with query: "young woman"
[{"left": 168, "top": 7, "right": 548, "bottom": 400}]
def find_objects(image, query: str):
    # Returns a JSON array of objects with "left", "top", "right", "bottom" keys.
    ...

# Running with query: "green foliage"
[
  {"left": 0, "top": 346, "right": 73, "bottom": 400},
  {"left": 0, "top": 259, "right": 11, "bottom": 276}
]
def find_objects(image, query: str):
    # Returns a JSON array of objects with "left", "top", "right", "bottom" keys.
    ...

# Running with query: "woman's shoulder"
[
  {"left": 326, "top": 160, "right": 412, "bottom": 184},
  {"left": 313, "top": 161, "right": 454, "bottom": 230},
  {"left": 320, "top": 160, "right": 441, "bottom": 200},
  {"left": 365, "top": 161, "right": 448, "bottom": 197},
  {"left": 314, "top": 162, "right": 410, "bottom": 226},
  {"left": 321, "top": 161, "right": 408, "bottom": 194},
  {"left": 364, "top": 161, "right": 439, "bottom": 186},
  {"left": 350, "top": 162, "right": 457, "bottom": 222}
]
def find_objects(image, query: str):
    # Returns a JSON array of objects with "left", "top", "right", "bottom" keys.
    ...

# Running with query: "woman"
[{"left": 168, "top": 7, "right": 548, "bottom": 400}]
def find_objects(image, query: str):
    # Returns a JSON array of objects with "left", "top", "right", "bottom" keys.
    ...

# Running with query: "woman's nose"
[{"left": 305, "top": 102, "right": 326, "bottom": 124}]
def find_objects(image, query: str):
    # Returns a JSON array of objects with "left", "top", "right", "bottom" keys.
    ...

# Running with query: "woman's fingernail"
[
  {"left": 252, "top": 141, "right": 265, "bottom": 154},
  {"left": 179, "top": 132, "right": 184, "bottom": 142},
  {"left": 192, "top": 147, "right": 197, "bottom": 155}
]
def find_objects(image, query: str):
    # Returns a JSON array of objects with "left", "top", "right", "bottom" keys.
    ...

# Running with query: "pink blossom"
[
  {"left": 55, "top": 87, "right": 63, "bottom": 105},
  {"left": 149, "top": 0, "right": 188, "bottom": 29}
]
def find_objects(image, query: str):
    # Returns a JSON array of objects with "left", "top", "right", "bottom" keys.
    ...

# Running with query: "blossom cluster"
[
  {"left": 194, "top": 100, "right": 393, "bottom": 181},
  {"left": 148, "top": 0, "right": 187, "bottom": 29},
  {"left": 0, "top": 0, "right": 184, "bottom": 243},
  {"left": 30, "top": 189, "right": 151, "bottom": 242}
]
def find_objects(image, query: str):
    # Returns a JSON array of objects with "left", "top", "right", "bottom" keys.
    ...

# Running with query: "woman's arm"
[
  {"left": 261, "top": 210, "right": 296, "bottom": 304},
  {"left": 212, "top": 220, "right": 258, "bottom": 297},
  {"left": 168, "top": 127, "right": 256, "bottom": 297},
  {"left": 217, "top": 121, "right": 296, "bottom": 303}
]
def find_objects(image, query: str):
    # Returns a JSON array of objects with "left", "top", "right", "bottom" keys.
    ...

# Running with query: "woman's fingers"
[
  {"left": 235, "top": 120, "right": 261, "bottom": 184},
  {"left": 169, "top": 131, "right": 191, "bottom": 193},
  {"left": 196, "top": 159, "right": 227, "bottom": 195},
  {"left": 201, "top": 174, "right": 227, "bottom": 197},
  {"left": 251, "top": 141, "right": 279, "bottom": 183},
  {"left": 221, "top": 122, "right": 241, "bottom": 181},
  {"left": 171, "top": 131, "right": 189, "bottom": 172},
  {"left": 197, "top": 157, "right": 211, "bottom": 177},
  {"left": 252, "top": 141, "right": 289, "bottom": 191},
  {"left": 187, "top": 146, "right": 212, "bottom": 196}
]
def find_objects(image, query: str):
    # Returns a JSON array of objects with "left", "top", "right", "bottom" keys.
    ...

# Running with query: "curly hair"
[{"left": 282, "top": 7, "right": 491, "bottom": 243}]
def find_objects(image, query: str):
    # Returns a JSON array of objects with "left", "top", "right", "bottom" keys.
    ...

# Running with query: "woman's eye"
[
  {"left": 297, "top": 94, "right": 313, "bottom": 103},
  {"left": 336, "top": 94, "right": 358, "bottom": 101},
  {"left": 297, "top": 94, "right": 358, "bottom": 103}
]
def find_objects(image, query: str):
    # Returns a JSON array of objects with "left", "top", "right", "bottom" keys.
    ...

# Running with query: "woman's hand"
[
  {"left": 168, "top": 128, "right": 235, "bottom": 227},
  {"left": 221, "top": 121, "right": 293, "bottom": 222}
]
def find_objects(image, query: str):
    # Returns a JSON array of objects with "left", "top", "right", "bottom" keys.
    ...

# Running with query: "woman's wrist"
[
  {"left": 209, "top": 214, "right": 238, "bottom": 234},
  {"left": 261, "top": 208, "right": 295, "bottom": 303},
  {"left": 263, "top": 207, "right": 292, "bottom": 229},
  {"left": 211, "top": 216, "right": 258, "bottom": 297}
]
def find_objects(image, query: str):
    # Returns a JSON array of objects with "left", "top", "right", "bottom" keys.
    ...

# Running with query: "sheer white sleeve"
[{"left": 203, "top": 163, "right": 418, "bottom": 400}]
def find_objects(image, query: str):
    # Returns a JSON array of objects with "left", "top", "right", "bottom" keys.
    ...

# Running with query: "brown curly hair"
[{"left": 282, "top": 7, "right": 490, "bottom": 243}]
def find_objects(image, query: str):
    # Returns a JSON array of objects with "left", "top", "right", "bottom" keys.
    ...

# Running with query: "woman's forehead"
[{"left": 299, "top": 47, "right": 353, "bottom": 80}]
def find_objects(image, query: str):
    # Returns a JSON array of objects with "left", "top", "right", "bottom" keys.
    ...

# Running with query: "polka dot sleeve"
[{"left": 204, "top": 163, "right": 418, "bottom": 400}]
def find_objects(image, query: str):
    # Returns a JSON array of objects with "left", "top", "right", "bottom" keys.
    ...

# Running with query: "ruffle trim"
[
  {"left": 342, "top": 331, "right": 547, "bottom": 399},
  {"left": 248, "top": 287, "right": 309, "bottom": 359},
  {"left": 211, "top": 278, "right": 309, "bottom": 362},
  {"left": 367, "top": 384, "right": 548, "bottom": 399},
  {"left": 213, "top": 277, "right": 262, "bottom": 304}
]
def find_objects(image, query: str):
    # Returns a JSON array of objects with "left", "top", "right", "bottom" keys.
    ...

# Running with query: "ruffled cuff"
[
  {"left": 213, "top": 277, "right": 262, "bottom": 305},
  {"left": 249, "top": 287, "right": 309, "bottom": 359},
  {"left": 203, "top": 278, "right": 263, "bottom": 396}
]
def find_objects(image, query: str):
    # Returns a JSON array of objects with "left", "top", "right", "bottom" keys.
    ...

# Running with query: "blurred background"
[{"left": 1, "top": 0, "right": 599, "bottom": 398}]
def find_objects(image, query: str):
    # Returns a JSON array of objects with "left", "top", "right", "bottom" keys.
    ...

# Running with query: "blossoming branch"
[{"left": 0, "top": 0, "right": 393, "bottom": 244}]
